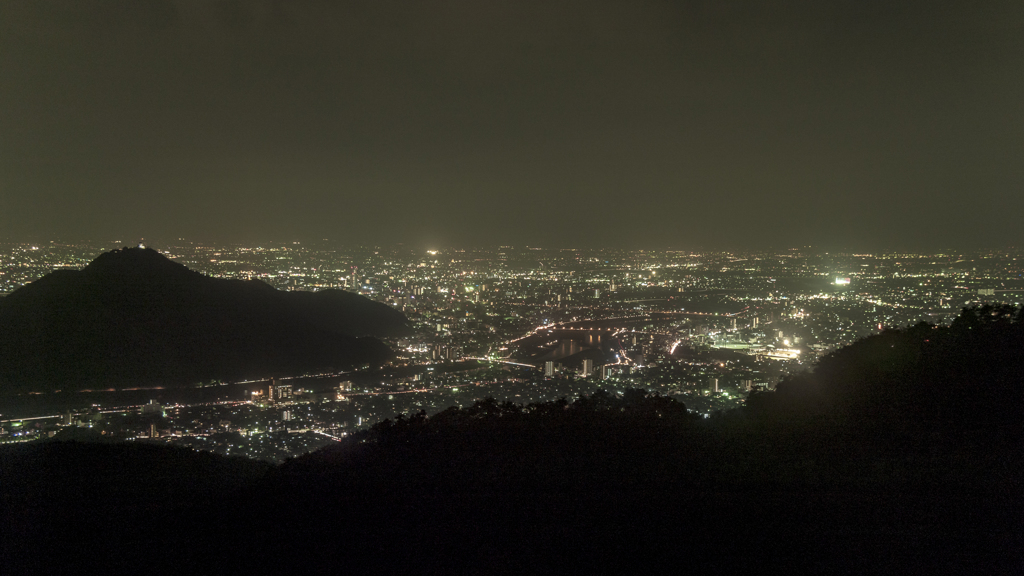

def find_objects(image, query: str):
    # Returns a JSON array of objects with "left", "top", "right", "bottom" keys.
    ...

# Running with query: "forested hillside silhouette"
[
  {"left": 747, "top": 304, "right": 1024, "bottom": 432},
  {"left": 2, "top": 307, "right": 1021, "bottom": 574}
]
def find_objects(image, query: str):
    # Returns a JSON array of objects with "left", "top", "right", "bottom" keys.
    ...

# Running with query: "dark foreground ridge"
[
  {"left": 0, "top": 247, "right": 409, "bottom": 393},
  {"left": 2, "top": 307, "right": 1022, "bottom": 574}
]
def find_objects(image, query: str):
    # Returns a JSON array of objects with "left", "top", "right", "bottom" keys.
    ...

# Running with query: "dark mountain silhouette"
[
  {"left": 2, "top": 307, "right": 1022, "bottom": 574},
  {"left": 747, "top": 304, "right": 1024, "bottom": 431},
  {"left": 3, "top": 388, "right": 1020, "bottom": 574},
  {"left": 0, "top": 247, "right": 409, "bottom": 392}
]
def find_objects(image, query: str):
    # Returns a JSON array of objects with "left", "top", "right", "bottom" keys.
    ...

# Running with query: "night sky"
[{"left": 2, "top": 1, "right": 1022, "bottom": 250}]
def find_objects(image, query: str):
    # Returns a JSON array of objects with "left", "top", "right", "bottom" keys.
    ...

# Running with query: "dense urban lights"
[{"left": 1, "top": 241, "right": 1021, "bottom": 461}]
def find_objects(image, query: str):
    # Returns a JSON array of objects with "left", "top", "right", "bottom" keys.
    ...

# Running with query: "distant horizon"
[{"left": 0, "top": 237, "right": 1020, "bottom": 255}]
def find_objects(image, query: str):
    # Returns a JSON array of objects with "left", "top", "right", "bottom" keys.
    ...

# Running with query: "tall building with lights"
[{"left": 581, "top": 359, "right": 593, "bottom": 376}]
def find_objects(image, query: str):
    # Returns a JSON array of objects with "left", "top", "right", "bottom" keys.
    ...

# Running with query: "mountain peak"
[
  {"left": 0, "top": 248, "right": 408, "bottom": 392},
  {"left": 83, "top": 247, "right": 199, "bottom": 283}
]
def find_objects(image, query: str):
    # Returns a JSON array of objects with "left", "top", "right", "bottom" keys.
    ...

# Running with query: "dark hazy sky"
[{"left": 2, "top": 1, "right": 1022, "bottom": 250}]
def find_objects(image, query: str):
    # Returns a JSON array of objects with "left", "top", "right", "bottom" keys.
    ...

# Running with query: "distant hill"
[{"left": 0, "top": 247, "right": 410, "bottom": 393}]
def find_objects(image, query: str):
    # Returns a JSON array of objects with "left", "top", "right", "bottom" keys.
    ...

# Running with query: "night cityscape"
[
  {"left": 3, "top": 241, "right": 1020, "bottom": 463},
  {"left": 2, "top": 1, "right": 1023, "bottom": 574}
]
